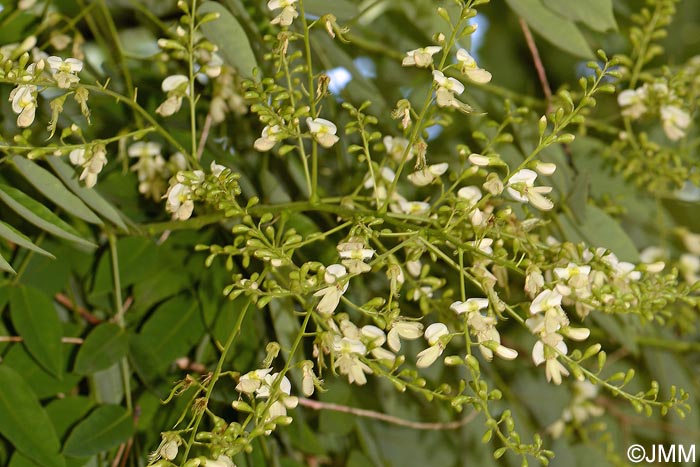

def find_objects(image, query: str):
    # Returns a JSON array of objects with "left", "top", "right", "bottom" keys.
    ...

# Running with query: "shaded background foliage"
[{"left": 0, "top": 0, "right": 699, "bottom": 467}]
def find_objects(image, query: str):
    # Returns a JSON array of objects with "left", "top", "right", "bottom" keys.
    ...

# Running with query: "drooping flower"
[
  {"left": 333, "top": 336, "right": 372, "bottom": 385},
  {"left": 313, "top": 264, "right": 348, "bottom": 314},
  {"left": 416, "top": 323, "right": 450, "bottom": 368},
  {"left": 9, "top": 84, "right": 37, "bottom": 127},
  {"left": 402, "top": 46, "right": 441, "bottom": 68},
  {"left": 254, "top": 124, "right": 284, "bottom": 152},
  {"left": 455, "top": 48, "right": 492, "bottom": 83},
  {"left": 307, "top": 117, "right": 339, "bottom": 148},
  {"left": 156, "top": 74, "right": 189, "bottom": 117}
]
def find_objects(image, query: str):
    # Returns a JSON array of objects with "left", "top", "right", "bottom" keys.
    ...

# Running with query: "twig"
[
  {"left": 0, "top": 336, "right": 84, "bottom": 344},
  {"left": 54, "top": 292, "right": 102, "bottom": 325},
  {"left": 298, "top": 397, "right": 478, "bottom": 430},
  {"left": 519, "top": 18, "right": 553, "bottom": 112}
]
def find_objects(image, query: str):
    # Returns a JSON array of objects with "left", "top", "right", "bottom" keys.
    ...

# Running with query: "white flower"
[
  {"left": 534, "top": 161, "right": 557, "bottom": 176},
  {"left": 679, "top": 253, "right": 700, "bottom": 284},
  {"left": 397, "top": 199, "right": 430, "bottom": 215},
  {"left": 450, "top": 298, "right": 488, "bottom": 315},
  {"left": 402, "top": 46, "right": 441, "bottom": 68},
  {"left": 432, "top": 70, "right": 465, "bottom": 109},
  {"left": 254, "top": 124, "right": 284, "bottom": 152},
  {"left": 530, "top": 289, "right": 563, "bottom": 315},
  {"left": 128, "top": 141, "right": 162, "bottom": 158},
  {"left": 407, "top": 163, "right": 449, "bottom": 186},
  {"left": 9, "top": 84, "right": 37, "bottom": 127},
  {"left": 46, "top": 56, "right": 82, "bottom": 88},
  {"left": 617, "top": 88, "right": 647, "bottom": 119},
  {"left": 660, "top": 105, "right": 691, "bottom": 141},
  {"left": 456, "top": 48, "right": 492, "bottom": 83},
  {"left": 307, "top": 117, "right": 339, "bottom": 148},
  {"left": 256, "top": 372, "right": 291, "bottom": 398},
  {"left": 301, "top": 361, "right": 315, "bottom": 396},
  {"left": 161, "top": 74, "right": 189, "bottom": 93},
  {"left": 457, "top": 186, "right": 482, "bottom": 207},
  {"left": 507, "top": 169, "right": 553, "bottom": 210},
  {"left": 204, "top": 455, "right": 236, "bottom": 467},
  {"left": 210, "top": 161, "right": 226, "bottom": 176},
  {"left": 387, "top": 320, "right": 424, "bottom": 352}
]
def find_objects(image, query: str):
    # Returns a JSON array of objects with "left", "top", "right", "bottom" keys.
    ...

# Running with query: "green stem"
[
  {"left": 299, "top": 0, "right": 319, "bottom": 202},
  {"left": 180, "top": 300, "right": 252, "bottom": 465},
  {"left": 109, "top": 233, "right": 133, "bottom": 413}
]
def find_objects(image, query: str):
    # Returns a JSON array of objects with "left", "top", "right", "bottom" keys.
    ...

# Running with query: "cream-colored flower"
[
  {"left": 268, "top": 0, "right": 298, "bottom": 26},
  {"left": 416, "top": 323, "right": 449, "bottom": 368},
  {"left": 507, "top": 169, "right": 553, "bottom": 210},
  {"left": 455, "top": 48, "right": 492, "bottom": 83},
  {"left": 314, "top": 264, "right": 348, "bottom": 314},
  {"left": 387, "top": 320, "right": 424, "bottom": 352},
  {"left": 254, "top": 124, "right": 284, "bottom": 151},
  {"left": 432, "top": 70, "right": 465, "bottom": 109},
  {"left": 407, "top": 163, "right": 448, "bottom": 186},
  {"left": 9, "top": 84, "right": 37, "bottom": 127},
  {"left": 617, "top": 87, "right": 647, "bottom": 119},
  {"left": 660, "top": 105, "right": 691, "bottom": 141},
  {"left": 450, "top": 298, "right": 489, "bottom": 315},
  {"left": 46, "top": 56, "right": 82, "bottom": 88},
  {"left": 307, "top": 117, "right": 339, "bottom": 148},
  {"left": 402, "top": 46, "right": 441, "bottom": 68}
]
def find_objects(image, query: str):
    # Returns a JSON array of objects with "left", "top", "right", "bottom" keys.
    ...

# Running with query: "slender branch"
[
  {"left": 0, "top": 335, "right": 84, "bottom": 344},
  {"left": 298, "top": 397, "right": 478, "bottom": 430},
  {"left": 55, "top": 292, "right": 103, "bottom": 325},
  {"left": 519, "top": 18, "right": 552, "bottom": 112}
]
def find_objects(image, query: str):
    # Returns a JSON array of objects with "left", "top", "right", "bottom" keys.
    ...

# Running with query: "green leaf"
[
  {"left": 130, "top": 296, "right": 204, "bottom": 375},
  {"left": 542, "top": 0, "right": 617, "bottom": 32},
  {"left": 0, "top": 366, "right": 65, "bottom": 467},
  {"left": 0, "top": 183, "right": 96, "bottom": 249},
  {"left": 12, "top": 156, "right": 103, "bottom": 226},
  {"left": 0, "top": 252, "right": 15, "bottom": 274},
  {"left": 62, "top": 404, "right": 133, "bottom": 457},
  {"left": 3, "top": 345, "right": 81, "bottom": 399},
  {"left": 74, "top": 323, "right": 128, "bottom": 375},
  {"left": 303, "top": 0, "right": 358, "bottom": 21},
  {"left": 10, "top": 285, "right": 63, "bottom": 377},
  {"left": 199, "top": 2, "right": 257, "bottom": 78},
  {"left": 0, "top": 220, "right": 54, "bottom": 258},
  {"left": 504, "top": 0, "right": 594, "bottom": 58},
  {"left": 46, "top": 157, "right": 128, "bottom": 231},
  {"left": 558, "top": 204, "right": 640, "bottom": 262},
  {"left": 46, "top": 397, "right": 95, "bottom": 438}
]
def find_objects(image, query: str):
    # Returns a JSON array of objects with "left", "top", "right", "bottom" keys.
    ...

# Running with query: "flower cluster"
[
  {"left": 526, "top": 289, "right": 590, "bottom": 385},
  {"left": 617, "top": 81, "right": 692, "bottom": 141},
  {"left": 69, "top": 144, "right": 108, "bottom": 188},
  {"left": 451, "top": 298, "right": 517, "bottom": 361}
]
